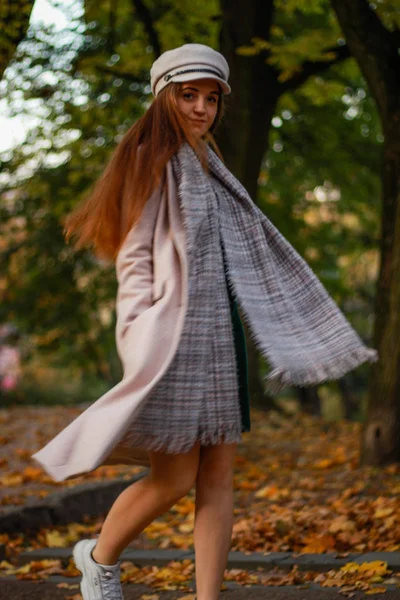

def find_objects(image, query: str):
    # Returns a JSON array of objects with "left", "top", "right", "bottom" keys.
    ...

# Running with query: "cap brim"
[{"left": 169, "top": 72, "right": 231, "bottom": 95}]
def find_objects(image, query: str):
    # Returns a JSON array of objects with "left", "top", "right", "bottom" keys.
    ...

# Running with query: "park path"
[{"left": 1, "top": 580, "right": 400, "bottom": 600}]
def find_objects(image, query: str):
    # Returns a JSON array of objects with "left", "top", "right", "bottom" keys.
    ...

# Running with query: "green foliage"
[
  {"left": 0, "top": 0, "right": 35, "bottom": 77},
  {"left": 0, "top": 0, "right": 385, "bottom": 402},
  {"left": 257, "top": 65, "right": 380, "bottom": 363},
  {"left": 373, "top": 0, "right": 400, "bottom": 30},
  {"left": 275, "top": 0, "right": 329, "bottom": 15},
  {"left": 236, "top": 0, "right": 341, "bottom": 81},
  {"left": 1, "top": 364, "right": 111, "bottom": 407},
  {"left": 155, "top": 0, "right": 220, "bottom": 49}
]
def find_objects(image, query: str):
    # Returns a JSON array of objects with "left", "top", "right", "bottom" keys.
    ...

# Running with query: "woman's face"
[{"left": 176, "top": 78, "right": 221, "bottom": 138}]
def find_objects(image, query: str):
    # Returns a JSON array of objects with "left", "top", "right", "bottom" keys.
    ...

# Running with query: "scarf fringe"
[
  {"left": 264, "top": 347, "right": 378, "bottom": 395},
  {"left": 205, "top": 146, "right": 379, "bottom": 397},
  {"left": 223, "top": 256, "right": 378, "bottom": 396},
  {"left": 120, "top": 422, "right": 243, "bottom": 455}
]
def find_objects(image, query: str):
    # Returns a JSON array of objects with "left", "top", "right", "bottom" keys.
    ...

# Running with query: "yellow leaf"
[
  {"left": 365, "top": 588, "right": 388, "bottom": 595},
  {"left": 341, "top": 562, "right": 362, "bottom": 573},
  {"left": 172, "top": 499, "right": 195, "bottom": 515},
  {"left": 302, "top": 534, "right": 335, "bottom": 553},
  {"left": 341, "top": 561, "right": 390, "bottom": 577},
  {"left": 245, "top": 465, "right": 266, "bottom": 479},
  {"left": 374, "top": 507, "right": 394, "bottom": 519},
  {"left": 358, "top": 561, "right": 390, "bottom": 575},
  {"left": 321, "top": 52, "right": 339, "bottom": 61},
  {"left": 254, "top": 484, "right": 289, "bottom": 499},
  {"left": 0, "top": 474, "right": 24, "bottom": 486},
  {"left": 387, "top": 544, "right": 400, "bottom": 551},
  {"left": 329, "top": 517, "right": 356, "bottom": 534},
  {"left": 237, "top": 480, "right": 259, "bottom": 490},
  {"left": 323, "top": 578, "right": 340, "bottom": 587},
  {"left": 236, "top": 46, "right": 259, "bottom": 56},
  {"left": 13, "top": 563, "right": 32, "bottom": 574},
  {"left": 270, "top": 25, "right": 285, "bottom": 38},
  {"left": 45, "top": 530, "right": 70, "bottom": 548},
  {"left": 313, "top": 458, "right": 334, "bottom": 469},
  {"left": 22, "top": 466, "right": 43, "bottom": 481},
  {"left": 178, "top": 523, "right": 193, "bottom": 533},
  {"left": 251, "top": 36, "right": 272, "bottom": 50},
  {"left": 0, "top": 560, "right": 14, "bottom": 572}
]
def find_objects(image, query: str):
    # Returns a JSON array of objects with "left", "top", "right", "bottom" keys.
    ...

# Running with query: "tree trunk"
[
  {"left": 214, "top": 0, "right": 360, "bottom": 412},
  {"left": 338, "top": 377, "right": 359, "bottom": 421},
  {"left": 295, "top": 386, "right": 322, "bottom": 417},
  {"left": 217, "top": 0, "right": 279, "bottom": 409},
  {"left": 0, "top": 0, "right": 35, "bottom": 79},
  {"left": 330, "top": 0, "right": 400, "bottom": 464},
  {"left": 361, "top": 123, "right": 400, "bottom": 464}
]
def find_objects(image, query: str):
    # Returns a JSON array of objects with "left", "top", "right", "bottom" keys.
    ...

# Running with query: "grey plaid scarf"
[
  {"left": 120, "top": 141, "right": 378, "bottom": 454},
  {"left": 175, "top": 141, "right": 378, "bottom": 395}
]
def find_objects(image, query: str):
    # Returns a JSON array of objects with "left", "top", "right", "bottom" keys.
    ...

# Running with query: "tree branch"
[
  {"left": 107, "top": 0, "right": 118, "bottom": 54},
  {"left": 280, "top": 43, "right": 350, "bottom": 93},
  {"left": 131, "top": 0, "right": 161, "bottom": 58},
  {"left": 330, "top": 0, "right": 400, "bottom": 117},
  {"left": 331, "top": 0, "right": 394, "bottom": 63},
  {"left": 96, "top": 65, "right": 146, "bottom": 84}
]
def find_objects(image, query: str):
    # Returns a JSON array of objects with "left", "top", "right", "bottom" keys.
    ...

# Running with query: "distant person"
[
  {"left": 32, "top": 43, "right": 377, "bottom": 600},
  {"left": 0, "top": 324, "right": 21, "bottom": 393}
]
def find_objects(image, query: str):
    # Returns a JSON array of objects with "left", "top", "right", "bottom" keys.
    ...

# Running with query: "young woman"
[{"left": 32, "top": 43, "right": 377, "bottom": 600}]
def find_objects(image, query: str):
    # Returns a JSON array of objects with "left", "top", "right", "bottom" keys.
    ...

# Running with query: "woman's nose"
[{"left": 194, "top": 97, "right": 206, "bottom": 113}]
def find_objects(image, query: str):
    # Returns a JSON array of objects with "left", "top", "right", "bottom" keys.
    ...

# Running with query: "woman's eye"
[{"left": 182, "top": 93, "right": 216, "bottom": 102}]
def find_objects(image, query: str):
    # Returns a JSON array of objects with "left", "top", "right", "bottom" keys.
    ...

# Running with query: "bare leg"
[
  {"left": 92, "top": 441, "right": 201, "bottom": 565},
  {"left": 194, "top": 441, "right": 237, "bottom": 600}
]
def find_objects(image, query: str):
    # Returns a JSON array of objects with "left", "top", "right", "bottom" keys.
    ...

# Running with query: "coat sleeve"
[{"left": 115, "top": 184, "right": 162, "bottom": 342}]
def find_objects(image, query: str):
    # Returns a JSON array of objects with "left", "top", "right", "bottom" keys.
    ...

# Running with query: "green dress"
[{"left": 224, "top": 256, "right": 251, "bottom": 433}]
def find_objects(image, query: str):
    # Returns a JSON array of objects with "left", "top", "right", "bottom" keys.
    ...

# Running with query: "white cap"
[{"left": 150, "top": 43, "right": 231, "bottom": 97}]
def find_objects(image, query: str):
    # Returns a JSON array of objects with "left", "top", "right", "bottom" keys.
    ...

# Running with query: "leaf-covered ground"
[{"left": 1, "top": 406, "right": 400, "bottom": 596}]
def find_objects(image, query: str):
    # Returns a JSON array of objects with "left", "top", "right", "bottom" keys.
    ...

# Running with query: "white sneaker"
[{"left": 72, "top": 538, "right": 124, "bottom": 600}]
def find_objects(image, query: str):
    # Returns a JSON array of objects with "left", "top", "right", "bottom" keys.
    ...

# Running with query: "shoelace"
[{"left": 100, "top": 569, "right": 123, "bottom": 600}]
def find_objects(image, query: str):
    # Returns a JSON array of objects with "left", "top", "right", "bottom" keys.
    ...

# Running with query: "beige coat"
[{"left": 32, "top": 163, "right": 188, "bottom": 481}]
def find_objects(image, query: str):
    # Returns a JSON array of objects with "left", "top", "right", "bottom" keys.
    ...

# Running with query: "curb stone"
[
  {"left": 0, "top": 576, "right": 399, "bottom": 593},
  {"left": 2, "top": 475, "right": 400, "bottom": 580},
  {"left": 15, "top": 547, "right": 400, "bottom": 572},
  {"left": 0, "top": 473, "right": 145, "bottom": 534},
  {"left": 352, "top": 553, "right": 400, "bottom": 570},
  {"left": 276, "top": 552, "right": 365, "bottom": 572},
  {"left": 17, "top": 547, "right": 194, "bottom": 566}
]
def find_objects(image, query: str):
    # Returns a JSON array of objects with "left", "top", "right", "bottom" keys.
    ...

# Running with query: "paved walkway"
[
  {"left": 1, "top": 580, "right": 400, "bottom": 599},
  {"left": 1, "top": 546, "right": 399, "bottom": 599}
]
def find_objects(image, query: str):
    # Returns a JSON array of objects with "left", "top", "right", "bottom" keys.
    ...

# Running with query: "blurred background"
[{"left": 0, "top": 0, "right": 398, "bottom": 465}]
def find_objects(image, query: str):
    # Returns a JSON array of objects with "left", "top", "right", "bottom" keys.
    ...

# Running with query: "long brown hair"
[{"left": 63, "top": 82, "right": 226, "bottom": 262}]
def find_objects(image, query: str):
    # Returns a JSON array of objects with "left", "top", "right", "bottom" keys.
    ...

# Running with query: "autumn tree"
[
  {"left": 329, "top": 0, "right": 400, "bottom": 465},
  {"left": 0, "top": 0, "right": 380, "bottom": 417},
  {"left": 216, "top": 0, "right": 352, "bottom": 408}
]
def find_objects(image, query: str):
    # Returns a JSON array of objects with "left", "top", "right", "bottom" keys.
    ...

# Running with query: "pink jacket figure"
[
  {"left": 32, "top": 163, "right": 187, "bottom": 481},
  {"left": 38, "top": 43, "right": 378, "bottom": 600},
  {"left": 32, "top": 43, "right": 378, "bottom": 486}
]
